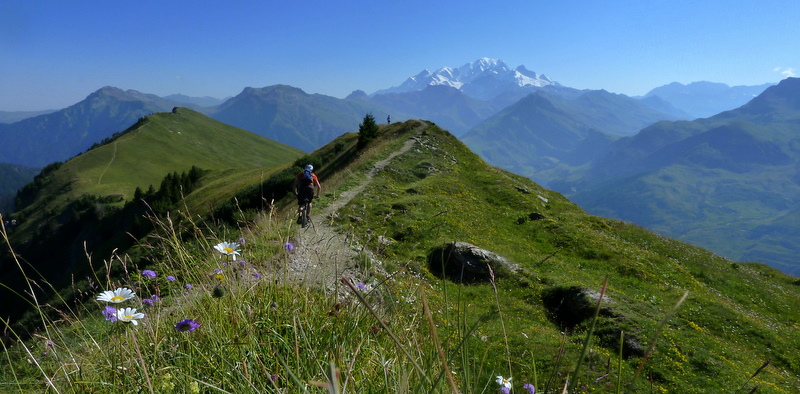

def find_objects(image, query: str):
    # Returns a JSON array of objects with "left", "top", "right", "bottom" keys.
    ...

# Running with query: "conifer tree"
[{"left": 357, "top": 113, "right": 379, "bottom": 150}]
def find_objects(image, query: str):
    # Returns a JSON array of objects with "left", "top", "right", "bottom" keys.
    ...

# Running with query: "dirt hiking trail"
[{"left": 283, "top": 129, "right": 422, "bottom": 296}]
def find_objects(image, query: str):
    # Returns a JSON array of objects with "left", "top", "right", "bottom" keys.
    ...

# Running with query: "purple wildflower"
[
  {"left": 238, "top": 237, "right": 246, "bottom": 245},
  {"left": 356, "top": 282, "right": 367, "bottom": 291},
  {"left": 184, "top": 284, "right": 193, "bottom": 289},
  {"left": 215, "top": 268, "right": 223, "bottom": 274},
  {"left": 102, "top": 306, "right": 118, "bottom": 322},
  {"left": 166, "top": 275, "right": 176, "bottom": 282},
  {"left": 523, "top": 383, "right": 536, "bottom": 394},
  {"left": 142, "top": 298, "right": 154, "bottom": 306},
  {"left": 151, "top": 294, "right": 159, "bottom": 302},
  {"left": 270, "top": 374, "right": 279, "bottom": 382},
  {"left": 142, "top": 269, "right": 156, "bottom": 278},
  {"left": 499, "top": 388, "right": 510, "bottom": 394},
  {"left": 252, "top": 272, "right": 261, "bottom": 279},
  {"left": 284, "top": 242, "right": 294, "bottom": 251},
  {"left": 239, "top": 260, "right": 246, "bottom": 266},
  {"left": 174, "top": 318, "right": 201, "bottom": 333}
]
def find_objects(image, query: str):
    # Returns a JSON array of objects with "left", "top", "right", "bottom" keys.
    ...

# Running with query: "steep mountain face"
[
  {"left": 644, "top": 81, "right": 774, "bottom": 119},
  {"left": 555, "top": 77, "right": 800, "bottom": 274},
  {"left": 0, "top": 87, "right": 187, "bottom": 167},
  {"left": 374, "top": 58, "right": 556, "bottom": 100},
  {"left": 461, "top": 88, "right": 684, "bottom": 181},
  {"left": 208, "top": 85, "right": 388, "bottom": 152}
]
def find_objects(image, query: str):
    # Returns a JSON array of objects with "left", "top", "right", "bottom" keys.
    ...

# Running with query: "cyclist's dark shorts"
[{"left": 297, "top": 185, "right": 314, "bottom": 205}]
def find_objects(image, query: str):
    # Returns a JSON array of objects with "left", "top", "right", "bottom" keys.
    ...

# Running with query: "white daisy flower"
[
  {"left": 116, "top": 307, "right": 145, "bottom": 325},
  {"left": 213, "top": 241, "right": 241, "bottom": 258},
  {"left": 496, "top": 375, "right": 512, "bottom": 389},
  {"left": 96, "top": 287, "right": 136, "bottom": 303}
]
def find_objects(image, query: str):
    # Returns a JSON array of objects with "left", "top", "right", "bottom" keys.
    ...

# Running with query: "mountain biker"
[{"left": 293, "top": 164, "right": 322, "bottom": 222}]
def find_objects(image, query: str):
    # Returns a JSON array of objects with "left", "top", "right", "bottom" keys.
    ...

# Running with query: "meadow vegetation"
[{"left": 2, "top": 120, "right": 800, "bottom": 392}]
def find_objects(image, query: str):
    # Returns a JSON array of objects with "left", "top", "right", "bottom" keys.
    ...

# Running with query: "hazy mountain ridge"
[
  {"left": 0, "top": 109, "right": 58, "bottom": 124},
  {"left": 460, "top": 88, "right": 685, "bottom": 179},
  {"left": 206, "top": 85, "right": 394, "bottom": 152},
  {"left": 644, "top": 80, "right": 775, "bottom": 119},
  {"left": 554, "top": 77, "right": 800, "bottom": 274}
]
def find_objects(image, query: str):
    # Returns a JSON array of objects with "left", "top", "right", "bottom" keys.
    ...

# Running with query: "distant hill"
[
  {"left": 0, "top": 87, "right": 192, "bottom": 167},
  {"left": 644, "top": 80, "right": 774, "bottom": 119},
  {"left": 207, "top": 85, "right": 390, "bottom": 152},
  {"left": 461, "top": 88, "right": 684, "bottom": 181},
  {"left": 553, "top": 77, "right": 800, "bottom": 274},
  {"left": 10, "top": 107, "right": 302, "bottom": 239},
  {"left": 1, "top": 107, "right": 303, "bottom": 324}
]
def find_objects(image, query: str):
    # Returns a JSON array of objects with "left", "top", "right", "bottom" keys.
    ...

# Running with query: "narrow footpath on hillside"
[{"left": 282, "top": 128, "right": 422, "bottom": 298}]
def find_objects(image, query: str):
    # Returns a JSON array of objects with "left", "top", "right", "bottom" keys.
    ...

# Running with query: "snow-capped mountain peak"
[{"left": 374, "top": 58, "right": 556, "bottom": 100}]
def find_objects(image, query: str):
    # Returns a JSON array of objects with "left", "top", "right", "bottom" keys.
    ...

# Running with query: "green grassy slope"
[
  {"left": 2, "top": 120, "right": 799, "bottom": 392},
  {"left": 0, "top": 108, "right": 303, "bottom": 328},
  {"left": 11, "top": 107, "right": 303, "bottom": 237},
  {"left": 325, "top": 121, "right": 800, "bottom": 391}
]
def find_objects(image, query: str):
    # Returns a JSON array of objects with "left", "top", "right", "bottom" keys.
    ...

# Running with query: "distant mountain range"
[
  {"left": 460, "top": 88, "right": 685, "bottom": 177},
  {"left": 547, "top": 77, "right": 800, "bottom": 274},
  {"left": 0, "top": 57, "right": 787, "bottom": 273},
  {"left": 373, "top": 57, "right": 557, "bottom": 100},
  {"left": 643, "top": 81, "right": 774, "bottom": 119}
]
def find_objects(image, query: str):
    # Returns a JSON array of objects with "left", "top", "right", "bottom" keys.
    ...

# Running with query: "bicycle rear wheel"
[{"left": 300, "top": 201, "right": 310, "bottom": 227}]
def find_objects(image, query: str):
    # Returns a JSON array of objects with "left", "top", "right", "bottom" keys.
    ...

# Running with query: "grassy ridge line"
[
  {"left": 10, "top": 107, "right": 303, "bottom": 238},
  {"left": 331, "top": 121, "right": 800, "bottom": 390}
]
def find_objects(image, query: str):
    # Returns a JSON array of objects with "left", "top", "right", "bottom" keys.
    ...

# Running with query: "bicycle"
[
  {"left": 298, "top": 196, "right": 317, "bottom": 228},
  {"left": 298, "top": 198, "right": 311, "bottom": 227}
]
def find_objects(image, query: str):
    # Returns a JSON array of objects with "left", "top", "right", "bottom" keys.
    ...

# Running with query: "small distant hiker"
[
  {"left": 293, "top": 164, "right": 322, "bottom": 220},
  {"left": 387, "top": 115, "right": 391, "bottom": 124}
]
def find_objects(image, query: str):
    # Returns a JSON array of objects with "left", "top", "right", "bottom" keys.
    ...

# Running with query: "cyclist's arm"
[{"left": 313, "top": 177, "right": 322, "bottom": 197}]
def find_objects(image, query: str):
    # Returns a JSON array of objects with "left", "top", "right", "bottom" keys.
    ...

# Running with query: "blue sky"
[{"left": 1, "top": 0, "right": 798, "bottom": 111}]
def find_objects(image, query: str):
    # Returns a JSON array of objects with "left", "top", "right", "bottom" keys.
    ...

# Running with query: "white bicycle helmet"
[{"left": 304, "top": 164, "right": 313, "bottom": 171}]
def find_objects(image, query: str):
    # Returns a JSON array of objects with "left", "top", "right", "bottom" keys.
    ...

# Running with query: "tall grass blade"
[
  {"left": 421, "top": 287, "right": 459, "bottom": 393},
  {"left": 570, "top": 275, "right": 608, "bottom": 391},
  {"left": 634, "top": 290, "right": 689, "bottom": 380},
  {"left": 342, "top": 276, "right": 433, "bottom": 385}
]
